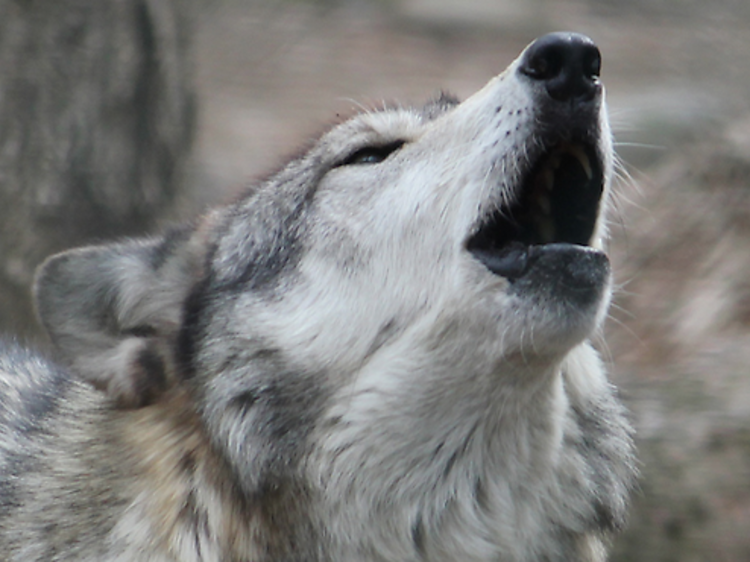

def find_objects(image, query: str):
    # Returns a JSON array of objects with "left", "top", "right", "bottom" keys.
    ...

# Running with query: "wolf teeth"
[
  {"left": 540, "top": 143, "right": 594, "bottom": 184},
  {"left": 563, "top": 144, "right": 593, "bottom": 181}
]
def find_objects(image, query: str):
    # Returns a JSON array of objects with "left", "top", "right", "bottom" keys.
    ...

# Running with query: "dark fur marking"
[
  {"left": 473, "top": 477, "right": 490, "bottom": 513},
  {"left": 179, "top": 451, "right": 197, "bottom": 475},
  {"left": 443, "top": 451, "right": 460, "bottom": 479},
  {"left": 210, "top": 349, "right": 330, "bottom": 499},
  {"left": 261, "top": 380, "right": 323, "bottom": 443},
  {"left": 0, "top": 450, "right": 32, "bottom": 519},
  {"left": 232, "top": 231, "right": 302, "bottom": 292},
  {"left": 0, "top": 343, "right": 68, "bottom": 522},
  {"left": 431, "top": 441, "right": 445, "bottom": 458},
  {"left": 593, "top": 499, "right": 618, "bottom": 532},
  {"left": 123, "top": 325, "right": 157, "bottom": 338},
  {"left": 177, "top": 489, "right": 211, "bottom": 559},
  {"left": 231, "top": 390, "right": 260, "bottom": 416},
  {"left": 320, "top": 414, "right": 344, "bottom": 429},
  {"left": 570, "top": 400, "right": 635, "bottom": 532},
  {"left": 130, "top": 344, "right": 168, "bottom": 406},
  {"left": 178, "top": 163, "right": 324, "bottom": 381},
  {"left": 148, "top": 226, "right": 192, "bottom": 271},
  {"left": 0, "top": 346, "right": 69, "bottom": 435},
  {"left": 442, "top": 422, "right": 478, "bottom": 479},
  {"left": 176, "top": 273, "right": 212, "bottom": 381},
  {"left": 363, "top": 318, "right": 399, "bottom": 361},
  {"left": 227, "top": 161, "right": 322, "bottom": 295},
  {"left": 253, "top": 377, "right": 325, "bottom": 489},
  {"left": 411, "top": 513, "right": 426, "bottom": 558},
  {"left": 18, "top": 381, "right": 65, "bottom": 433}
]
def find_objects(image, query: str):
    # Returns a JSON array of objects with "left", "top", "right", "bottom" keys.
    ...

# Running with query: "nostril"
[
  {"left": 582, "top": 46, "right": 601, "bottom": 81},
  {"left": 522, "top": 45, "right": 564, "bottom": 82},
  {"left": 519, "top": 32, "right": 601, "bottom": 103}
]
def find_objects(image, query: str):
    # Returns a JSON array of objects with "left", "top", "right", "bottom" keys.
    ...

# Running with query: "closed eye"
[{"left": 337, "top": 140, "right": 405, "bottom": 167}]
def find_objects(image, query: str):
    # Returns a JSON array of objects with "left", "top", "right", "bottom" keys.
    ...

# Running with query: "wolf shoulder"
[{"left": 0, "top": 342, "right": 130, "bottom": 562}]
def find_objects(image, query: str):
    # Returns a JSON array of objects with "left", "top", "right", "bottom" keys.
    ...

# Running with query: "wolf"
[{"left": 0, "top": 32, "right": 636, "bottom": 561}]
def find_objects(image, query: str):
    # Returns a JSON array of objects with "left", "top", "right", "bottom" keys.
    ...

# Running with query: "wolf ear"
[{"left": 34, "top": 225, "right": 210, "bottom": 407}]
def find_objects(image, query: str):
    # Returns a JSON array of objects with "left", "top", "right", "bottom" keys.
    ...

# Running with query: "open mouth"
[{"left": 467, "top": 141, "right": 604, "bottom": 279}]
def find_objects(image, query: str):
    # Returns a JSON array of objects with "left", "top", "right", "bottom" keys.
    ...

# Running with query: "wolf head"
[{"left": 34, "top": 33, "right": 621, "bottom": 556}]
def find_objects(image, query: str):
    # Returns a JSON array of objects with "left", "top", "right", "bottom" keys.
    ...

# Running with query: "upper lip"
[{"left": 466, "top": 139, "right": 604, "bottom": 278}]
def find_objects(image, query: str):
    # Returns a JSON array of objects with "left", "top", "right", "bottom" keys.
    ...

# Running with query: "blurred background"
[{"left": 2, "top": 0, "right": 750, "bottom": 559}]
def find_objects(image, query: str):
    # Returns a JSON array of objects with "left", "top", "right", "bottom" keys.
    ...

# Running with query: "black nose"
[{"left": 519, "top": 32, "right": 601, "bottom": 103}]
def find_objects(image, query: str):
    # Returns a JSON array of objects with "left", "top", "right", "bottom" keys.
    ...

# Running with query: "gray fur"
[{"left": 0, "top": 36, "right": 636, "bottom": 561}]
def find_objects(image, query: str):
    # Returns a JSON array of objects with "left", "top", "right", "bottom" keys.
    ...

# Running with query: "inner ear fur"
[{"left": 34, "top": 225, "right": 210, "bottom": 408}]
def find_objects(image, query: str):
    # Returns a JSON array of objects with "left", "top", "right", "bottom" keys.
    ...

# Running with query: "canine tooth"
[{"left": 566, "top": 144, "right": 593, "bottom": 180}]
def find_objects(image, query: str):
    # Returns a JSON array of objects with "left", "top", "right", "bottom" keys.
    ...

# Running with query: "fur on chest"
[{"left": 304, "top": 345, "right": 635, "bottom": 562}]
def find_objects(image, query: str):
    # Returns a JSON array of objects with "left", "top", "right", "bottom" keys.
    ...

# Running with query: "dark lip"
[{"left": 466, "top": 139, "right": 604, "bottom": 279}]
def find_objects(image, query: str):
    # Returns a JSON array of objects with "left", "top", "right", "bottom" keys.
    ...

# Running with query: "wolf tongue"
[{"left": 472, "top": 242, "right": 529, "bottom": 280}]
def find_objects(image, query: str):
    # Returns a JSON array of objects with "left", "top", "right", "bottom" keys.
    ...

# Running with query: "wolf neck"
[
  {"left": 111, "top": 390, "right": 260, "bottom": 560},
  {"left": 313, "top": 350, "right": 573, "bottom": 559}
]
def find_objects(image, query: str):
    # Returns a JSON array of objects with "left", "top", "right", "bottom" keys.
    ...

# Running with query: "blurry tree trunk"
[{"left": 0, "top": 0, "right": 196, "bottom": 340}]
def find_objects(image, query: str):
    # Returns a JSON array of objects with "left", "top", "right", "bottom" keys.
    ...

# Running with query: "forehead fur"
[
  {"left": 318, "top": 94, "right": 459, "bottom": 156},
  {"left": 204, "top": 94, "right": 460, "bottom": 290}
]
